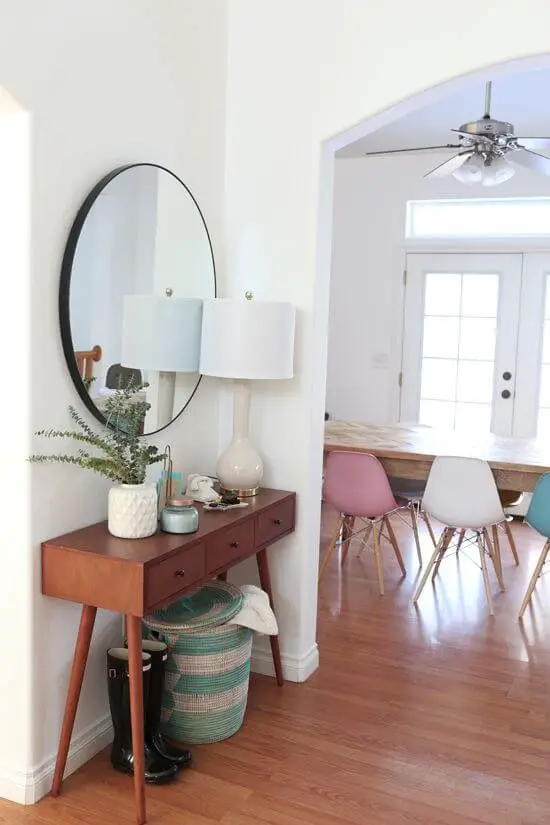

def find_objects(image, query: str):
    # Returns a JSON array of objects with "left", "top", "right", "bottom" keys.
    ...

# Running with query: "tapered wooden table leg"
[
  {"left": 257, "top": 548, "right": 284, "bottom": 686},
  {"left": 51, "top": 604, "right": 97, "bottom": 796},
  {"left": 126, "top": 615, "right": 146, "bottom": 825}
]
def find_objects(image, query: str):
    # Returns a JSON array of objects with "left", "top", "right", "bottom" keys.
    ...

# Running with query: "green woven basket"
[{"left": 143, "top": 581, "right": 253, "bottom": 744}]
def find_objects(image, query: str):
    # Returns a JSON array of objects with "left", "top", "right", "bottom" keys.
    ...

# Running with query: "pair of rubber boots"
[{"left": 107, "top": 638, "right": 191, "bottom": 784}]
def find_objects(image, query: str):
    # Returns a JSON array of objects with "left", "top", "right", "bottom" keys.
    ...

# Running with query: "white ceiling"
[{"left": 339, "top": 67, "right": 550, "bottom": 158}]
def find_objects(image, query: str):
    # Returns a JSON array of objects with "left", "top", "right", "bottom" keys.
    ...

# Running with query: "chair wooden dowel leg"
[
  {"left": 340, "top": 516, "right": 355, "bottom": 567},
  {"left": 410, "top": 504, "right": 423, "bottom": 566},
  {"left": 455, "top": 529, "right": 466, "bottom": 555},
  {"left": 519, "top": 539, "right": 550, "bottom": 619},
  {"left": 423, "top": 511, "right": 437, "bottom": 547},
  {"left": 431, "top": 528, "right": 451, "bottom": 581},
  {"left": 477, "top": 533, "right": 494, "bottom": 615},
  {"left": 504, "top": 519, "right": 520, "bottom": 566},
  {"left": 488, "top": 526, "right": 505, "bottom": 591},
  {"left": 384, "top": 515, "right": 406, "bottom": 576},
  {"left": 372, "top": 522, "right": 384, "bottom": 595},
  {"left": 319, "top": 515, "right": 344, "bottom": 581},
  {"left": 413, "top": 532, "right": 448, "bottom": 605}
]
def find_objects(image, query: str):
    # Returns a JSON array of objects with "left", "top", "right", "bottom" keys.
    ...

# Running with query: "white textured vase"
[{"left": 108, "top": 483, "right": 158, "bottom": 539}]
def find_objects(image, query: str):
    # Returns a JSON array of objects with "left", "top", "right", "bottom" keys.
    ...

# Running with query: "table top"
[
  {"left": 43, "top": 488, "right": 295, "bottom": 565},
  {"left": 324, "top": 421, "right": 550, "bottom": 474}
]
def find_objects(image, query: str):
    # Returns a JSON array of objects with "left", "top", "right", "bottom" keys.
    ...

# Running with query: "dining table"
[{"left": 324, "top": 420, "right": 550, "bottom": 493}]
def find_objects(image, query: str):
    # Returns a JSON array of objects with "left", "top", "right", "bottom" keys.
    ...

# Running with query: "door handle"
[{"left": 501, "top": 389, "right": 511, "bottom": 399}]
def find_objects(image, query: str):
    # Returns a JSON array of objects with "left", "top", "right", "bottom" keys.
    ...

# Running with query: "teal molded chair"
[{"left": 518, "top": 473, "right": 550, "bottom": 619}]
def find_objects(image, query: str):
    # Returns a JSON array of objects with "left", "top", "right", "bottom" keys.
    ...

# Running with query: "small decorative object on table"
[
  {"left": 29, "top": 381, "right": 164, "bottom": 538},
  {"left": 160, "top": 498, "right": 199, "bottom": 534}
]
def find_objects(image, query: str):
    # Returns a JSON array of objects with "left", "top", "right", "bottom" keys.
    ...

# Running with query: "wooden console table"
[{"left": 42, "top": 488, "right": 296, "bottom": 825}]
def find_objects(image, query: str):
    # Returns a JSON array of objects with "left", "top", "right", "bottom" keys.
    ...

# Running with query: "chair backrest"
[
  {"left": 323, "top": 450, "right": 398, "bottom": 518},
  {"left": 422, "top": 455, "right": 504, "bottom": 529},
  {"left": 526, "top": 473, "right": 550, "bottom": 538}
]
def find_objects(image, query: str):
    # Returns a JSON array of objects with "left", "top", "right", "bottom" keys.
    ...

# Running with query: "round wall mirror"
[{"left": 59, "top": 163, "right": 216, "bottom": 435}]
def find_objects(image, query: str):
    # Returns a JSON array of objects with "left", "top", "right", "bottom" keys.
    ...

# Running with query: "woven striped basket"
[{"left": 143, "top": 582, "right": 253, "bottom": 744}]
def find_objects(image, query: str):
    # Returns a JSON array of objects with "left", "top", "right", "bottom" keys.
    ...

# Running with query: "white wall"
[
  {"left": 327, "top": 153, "right": 550, "bottom": 424},
  {"left": 0, "top": 0, "right": 227, "bottom": 802},
  {"left": 224, "top": 0, "right": 550, "bottom": 692}
]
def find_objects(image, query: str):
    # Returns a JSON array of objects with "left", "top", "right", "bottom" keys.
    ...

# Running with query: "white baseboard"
[
  {"left": 251, "top": 641, "right": 319, "bottom": 683},
  {"left": 0, "top": 714, "right": 112, "bottom": 805}
]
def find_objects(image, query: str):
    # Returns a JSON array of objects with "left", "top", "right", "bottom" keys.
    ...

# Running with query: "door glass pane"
[
  {"left": 459, "top": 318, "right": 497, "bottom": 360},
  {"left": 461, "top": 274, "right": 499, "bottom": 317},
  {"left": 423, "top": 317, "right": 459, "bottom": 358},
  {"left": 421, "top": 359, "right": 457, "bottom": 401},
  {"left": 419, "top": 400, "right": 455, "bottom": 430},
  {"left": 542, "top": 320, "right": 550, "bottom": 364},
  {"left": 538, "top": 408, "right": 550, "bottom": 439},
  {"left": 455, "top": 403, "right": 492, "bottom": 432},
  {"left": 424, "top": 273, "right": 461, "bottom": 316},
  {"left": 417, "top": 269, "right": 499, "bottom": 432},
  {"left": 539, "top": 365, "right": 550, "bottom": 407},
  {"left": 456, "top": 361, "right": 494, "bottom": 403}
]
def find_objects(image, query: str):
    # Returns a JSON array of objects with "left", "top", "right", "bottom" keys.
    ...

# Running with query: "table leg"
[
  {"left": 126, "top": 615, "right": 147, "bottom": 825},
  {"left": 256, "top": 548, "right": 284, "bottom": 687},
  {"left": 51, "top": 604, "right": 97, "bottom": 796}
]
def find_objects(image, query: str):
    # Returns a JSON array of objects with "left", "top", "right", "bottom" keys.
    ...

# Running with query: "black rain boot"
[
  {"left": 141, "top": 639, "right": 192, "bottom": 768},
  {"left": 107, "top": 647, "right": 178, "bottom": 784}
]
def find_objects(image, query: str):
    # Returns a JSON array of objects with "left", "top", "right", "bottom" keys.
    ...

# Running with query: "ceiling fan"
[{"left": 365, "top": 81, "right": 550, "bottom": 186}]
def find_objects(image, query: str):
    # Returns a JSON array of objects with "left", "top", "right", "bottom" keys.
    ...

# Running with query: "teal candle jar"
[{"left": 160, "top": 498, "right": 199, "bottom": 534}]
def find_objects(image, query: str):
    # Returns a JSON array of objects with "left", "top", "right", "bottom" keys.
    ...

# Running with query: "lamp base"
[{"left": 220, "top": 484, "right": 260, "bottom": 498}]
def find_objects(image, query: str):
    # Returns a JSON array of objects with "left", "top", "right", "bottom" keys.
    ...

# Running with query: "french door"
[{"left": 400, "top": 252, "right": 550, "bottom": 438}]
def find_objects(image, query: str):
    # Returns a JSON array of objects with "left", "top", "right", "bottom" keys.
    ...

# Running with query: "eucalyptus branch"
[{"left": 29, "top": 380, "right": 163, "bottom": 485}]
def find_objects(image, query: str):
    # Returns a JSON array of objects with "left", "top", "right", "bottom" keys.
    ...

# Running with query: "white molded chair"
[{"left": 413, "top": 456, "right": 506, "bottom": 615}]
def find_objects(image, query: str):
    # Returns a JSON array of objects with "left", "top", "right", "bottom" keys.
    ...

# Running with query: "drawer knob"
[
  {"left": 230, "top": 540, "right": 239, "bottom": 548},
  {"left": 273, "top": 518, "right": 282, "bottom": 525},
  {"left": 174, "top": 569, "right": 186, "bottom": 578}
]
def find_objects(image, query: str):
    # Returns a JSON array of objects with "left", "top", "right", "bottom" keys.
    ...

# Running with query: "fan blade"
[
  {"left": 424, "top": 151, "right": 474, "bottom": 179},
  {"left": 364, "top": 144, "right": 461, "bottom": 157},
  {"left": 509, "top": 146, "right": 550, "bottom": 176}
]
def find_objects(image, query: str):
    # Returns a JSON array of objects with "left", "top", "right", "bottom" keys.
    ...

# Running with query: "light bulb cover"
[
  {"left": 452, "top": 154, "right": 484, "bottom": 185},
  {"left": 481, "top": 155, "right": 515, "bottom": 187}
]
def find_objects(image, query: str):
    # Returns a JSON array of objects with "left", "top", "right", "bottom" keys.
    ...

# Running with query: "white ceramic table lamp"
[
  {"left": 121, "top": 294, "right": 203, "bottom": 427},
  {"left": 199, "top": 296, "right": 295, "bottom": 496}
]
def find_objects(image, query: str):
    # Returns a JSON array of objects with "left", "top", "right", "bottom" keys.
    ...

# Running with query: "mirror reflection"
[{"left": 61, "top": 164, "right": 216, "bottom": 434}]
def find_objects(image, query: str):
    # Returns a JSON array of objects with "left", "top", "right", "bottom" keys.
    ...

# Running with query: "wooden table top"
[
  {"left": 324, "top": 421, "right": 550, "bottom": 475},
  {"left": 43, "top": 488, "right": 295, "bottom": 565}
]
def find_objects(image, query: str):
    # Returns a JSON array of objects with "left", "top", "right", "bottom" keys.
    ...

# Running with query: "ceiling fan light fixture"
[
  {"left": 481, "top": 155, "right": 515, "bottom": 187},
  {"left": 452, "top": 154, "right": 484, "bottom": 185}
]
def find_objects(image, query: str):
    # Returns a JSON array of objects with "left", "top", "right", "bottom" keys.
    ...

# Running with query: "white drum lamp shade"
[
  {"left": 199, "top": 299, "right": 295, "bottom": 379},
  {"left": 121, "top": 295, "right": 203, "bottom": 372},
  {"left": 199, "top": 298, "right": 295, "bottom": 495}
]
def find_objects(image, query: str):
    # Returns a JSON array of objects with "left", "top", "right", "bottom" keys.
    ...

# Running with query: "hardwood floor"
[{"left": 2, "top": 508, "right": 550, "bottom": 824}]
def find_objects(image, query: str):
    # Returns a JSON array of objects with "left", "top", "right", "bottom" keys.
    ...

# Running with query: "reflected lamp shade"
[
  {"left": 121, "top": 295, "right": 203, "bottom": 372},
  {"left": 199, "top": 299, "right": 295, "bottom": 379}
]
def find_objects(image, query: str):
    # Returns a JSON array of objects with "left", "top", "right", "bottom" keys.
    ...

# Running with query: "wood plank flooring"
[{"left": 2, "top": 508, "right": 550, "bottom": 824}]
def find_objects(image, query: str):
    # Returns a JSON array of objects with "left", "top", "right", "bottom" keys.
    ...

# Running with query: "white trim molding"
[
  {"left": 251, "top": 641, "right": 319, "bottom": 683},
  {"left": 0, "top": 714, "right": 112, "bottom": 805}
]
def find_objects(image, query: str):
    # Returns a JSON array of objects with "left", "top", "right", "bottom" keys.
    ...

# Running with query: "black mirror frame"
[{"left": 59, "top": 162, "right": 217, "bottom": 436}]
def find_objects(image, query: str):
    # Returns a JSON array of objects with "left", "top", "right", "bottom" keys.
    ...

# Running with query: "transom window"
[{"left": 406, "top": 197, "right": 550, "bottom": 239}]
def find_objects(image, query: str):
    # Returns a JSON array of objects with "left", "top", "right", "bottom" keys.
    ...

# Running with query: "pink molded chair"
[{"left": 319, "top": 450, "right": 406, "bottom": 594}]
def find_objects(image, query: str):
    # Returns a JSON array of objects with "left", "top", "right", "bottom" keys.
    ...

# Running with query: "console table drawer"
[
  {"left": 207, "top": 521, "right": 255, "bottom": 571},
  {"left": 256, "top": 498, "right": 295, "bottom": 546},
  {"left": 146, "top": 543, "right": 206, "bottom": 608}
]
